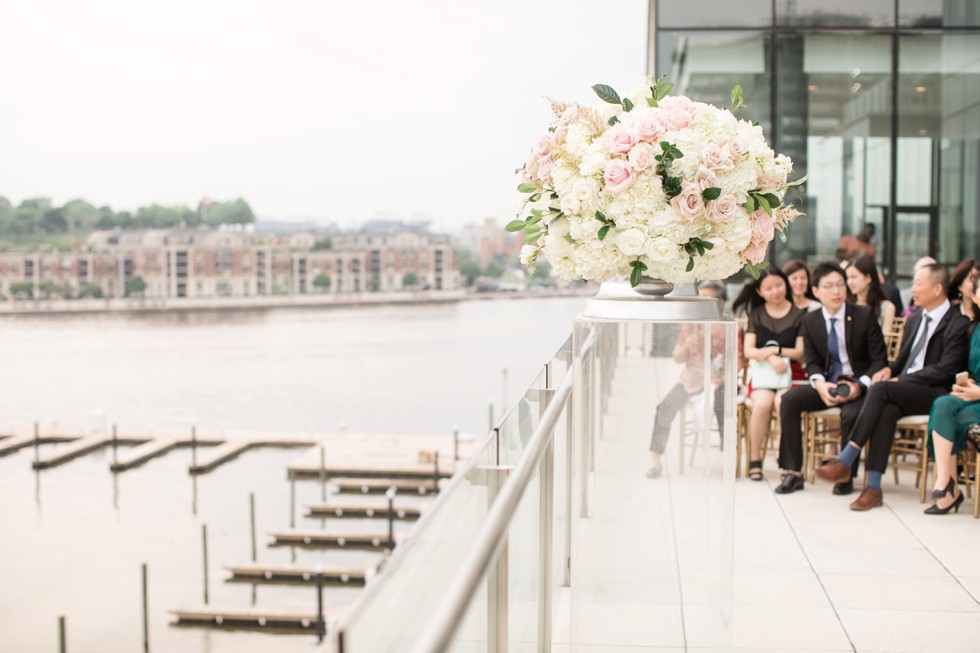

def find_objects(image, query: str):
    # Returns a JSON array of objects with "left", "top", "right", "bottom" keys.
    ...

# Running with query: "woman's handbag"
[{"left": 748, "top": 357, "right": 792, "bottom": 390}]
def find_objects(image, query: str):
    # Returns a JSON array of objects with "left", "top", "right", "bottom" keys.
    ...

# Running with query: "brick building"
[{"left": 0, "top": 223, "right": 458, "bottom": 300}]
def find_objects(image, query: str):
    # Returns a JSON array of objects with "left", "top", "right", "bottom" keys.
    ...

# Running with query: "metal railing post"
[
  {"left": 539, "top": 438, "right": 554, "bottom": 651},
  {"left": 486, "top": 465, "right": 511, "bottom": 653},
  {"left": 563, "top": 385, "right": 573, "bottom": 586},
  {"left": 141, "top": 563, "right": 149, "bottom": 653}
]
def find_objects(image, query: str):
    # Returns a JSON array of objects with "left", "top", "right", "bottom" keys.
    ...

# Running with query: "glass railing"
[
  {"left": 336, "top": 335, "right": 574, "bottom": 651},
  {"left": 338, "top": 308, "right": 736, "bottom": 651}
]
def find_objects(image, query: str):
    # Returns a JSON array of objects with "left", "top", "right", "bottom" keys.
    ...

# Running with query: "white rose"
[
  {"left": 646, "top": 237, "right": 679, "bottom": 263},
  {"left": 560, "top": 194, "right": 581, "bottom": 215},
  {"left": 616, "top": 228, "right": 647, "bottom": 256},
  {"left": 572, "top": 179, "right": 598, "bottom": 202},
  {"left": 520, "top": 245, "right": 538, "bottom": 265}
]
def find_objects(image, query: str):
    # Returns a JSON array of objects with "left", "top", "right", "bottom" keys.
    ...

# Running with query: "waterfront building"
[
  {"left": 652, "top": 0, "right": 980, "bottom": 279},
  {"left": 0, "top": 222, "right": 458, "bottom": 300}
]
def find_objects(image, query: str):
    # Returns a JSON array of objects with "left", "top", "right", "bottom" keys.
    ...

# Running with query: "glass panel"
[
  {"left": 899, "top": 33, "right": 980, "bottom": 268},
  {"left": 497, "top": 366, "right": 548, "bottom": 466},
  {"left": 656, "top": 31, "right": 772, "bottom": 134},
  {"left": 569, "top": 316, "right": 737, "bottom": 649},
  {"left": 774, "top": 34, "right": 893, "bottom": 269},
  {"left": 776, "top": 0, "right": 895, "bottom": 27},
  {"left": 899, "top": 0, "right": 980, "bottom": 28},
  {"left": 336, "top": 434, "right": 496, "bottom": 651},
  {"left": 657, "top": 0, "right": 772, "bottom": 28}
]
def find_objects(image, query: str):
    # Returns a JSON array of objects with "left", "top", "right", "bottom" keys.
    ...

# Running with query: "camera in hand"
[{"left": 827, "top": 375, "right": 855, "bottom": 398}]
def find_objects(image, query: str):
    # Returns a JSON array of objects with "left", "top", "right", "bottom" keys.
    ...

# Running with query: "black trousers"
[
  {"left": 777, "top": 384, "right": 866, "bottom": 475},
  {"left": 650, "top": 383, "right": 725, "bottom": 454},
  {"left": 846, "top": 381, "right": 942, "bottom": 474}
]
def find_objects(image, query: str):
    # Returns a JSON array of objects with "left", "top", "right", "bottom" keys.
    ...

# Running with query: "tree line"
[{"left": 0, "top": 196, "right": 256, "bottom": 240}]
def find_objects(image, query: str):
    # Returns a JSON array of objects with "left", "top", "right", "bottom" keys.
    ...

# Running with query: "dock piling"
[
  {"left": 58, "top": 615, "right": 66, "bottom": 653},
  {"left": 315, "top": 563, "right": 325, "bottom": 643},
  {"left": 319, "top": 446, "right": 326, "bottom": 501},
  {"left": 33, "top": 421, "right": 39, "bottom": 466},
  {"left": 432, "top": 451, "right": 440, "bottom": 493},
  {"left": 452, "top": 425, "right": 460, "bottom": 462},
  {"left": 385, "top": 487, "right": 396, "bottom": 550},
  {"left": 249, "top": 493, "right": 257, "bottom": 563},
  {"left": 202, "top": 524, "right": 209, "bottom": 605},
  {"left": 141, "top": 563, "right": 149, "bottom": 653},
  {"left": 289, "top": 475, "right": 296, "bottom": 529}
]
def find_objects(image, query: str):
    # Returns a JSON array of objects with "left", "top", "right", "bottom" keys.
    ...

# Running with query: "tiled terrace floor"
[{"left": 553, "top": 356, "right": 980, "bottom": 653}]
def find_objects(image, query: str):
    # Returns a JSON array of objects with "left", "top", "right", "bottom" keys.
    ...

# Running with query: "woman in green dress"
[{"left": 926, "top": 273, "right": 980, "bottom": 515}]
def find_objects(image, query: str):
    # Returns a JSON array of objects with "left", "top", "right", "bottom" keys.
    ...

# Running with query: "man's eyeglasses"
[{"left": 818, "top": 283, "right": 847, "bottom": 292}]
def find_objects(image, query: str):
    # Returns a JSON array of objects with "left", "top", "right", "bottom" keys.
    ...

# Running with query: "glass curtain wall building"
[{"left": 652, "top": 0, "right": 980, "bottom": 278}]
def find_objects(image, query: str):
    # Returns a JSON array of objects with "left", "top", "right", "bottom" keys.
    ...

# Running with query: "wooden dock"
[
  {"left": 172, "top": 606, "right": 332, "bottom": 631},
  {"left": 332, "top": 477, "right": 441, "bottom": 495},
  {"left": 32, "top": 433, "right": 151, "bottom": 470},
  {"left": 109, "top": 438, "right": 182, "bottom": 471},
  {"left": 226, "top": 562, "right": 374, "bottom": 586},
  {"left": 0, "top": 433, "right": 78, "bottom": 458},
  {"left": 305, "top": 501, "right": 423, "bottom": 520},
  {"left": 270, "top": 529, "right": 403, "bottom": 550}
]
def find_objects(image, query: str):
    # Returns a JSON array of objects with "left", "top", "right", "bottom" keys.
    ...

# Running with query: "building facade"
[
  {"left": 652, "top": 0, "right": 980, "bottom": 278},
  {"left": 0, "top": 225, "right": 459, "bottom": 300}
]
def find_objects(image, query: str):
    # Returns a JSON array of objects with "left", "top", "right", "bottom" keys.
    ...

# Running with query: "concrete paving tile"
[
  {"left": 820, "top": 573, "right": 980, "bottom": 612},
  {"left": 838, "top": 608, "right": 980, "bottom": 652}
]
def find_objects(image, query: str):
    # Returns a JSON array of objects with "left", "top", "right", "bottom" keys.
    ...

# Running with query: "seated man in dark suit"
[
  {"left": 815, "top": 263, "right": 971, "bottom": 510},
  {"left": 774, "top": 262, "right": 888, "bottom": 494}
]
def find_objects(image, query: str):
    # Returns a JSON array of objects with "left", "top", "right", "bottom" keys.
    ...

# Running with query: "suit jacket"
[
  {"left": 801, "top": 303, "right": 888, "bottom": 382},
  {"left": 890, "top": 305, "right": 971, "bottom": 389}
]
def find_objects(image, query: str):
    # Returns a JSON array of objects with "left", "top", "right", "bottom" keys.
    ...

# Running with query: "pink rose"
[
  {"left": 627, "top": 143, "right": 655, "bottom": 172},
  {"left": 670, "top": 182, "right": 705, "bottom": 221},
  {"left": 660, "top": 95, "right": 693, "bottom": 112},
  {"left": 750, "top": 210, "right": 775, "bottom": 244},
  {"left": 695, "top": 166, "right": 719, "bottom": 191},
  {"left": 707, "top": 193, "right": 738, "bottom": 223},
  {"left": 741, "top": 241, "right": 768, "bottom": 265},
  {"left": 603, "top": 159, "right": 635, "bottom": 193},
  {"left": 605, "top": 125, "right": 640, "bottom": 155},
  {"left": 718, "top": 137, "right": 745, "bottom": 159},
  {"left": 662, "top": 107, "right": 690, "bottom": 131},
  {"left": 701, "top": 143, "right": 734, "bottom": 172},
  {"left": 532, "top": 136, "right": 553, "bottom": 158},
  {"left": 536, "top": 157, "right": 553, "bottom": 183},
  {"left": 635, "top": 116, "right": 665, "bottom": 142}
]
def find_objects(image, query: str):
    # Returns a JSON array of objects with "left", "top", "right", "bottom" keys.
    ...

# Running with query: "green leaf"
[
  {"left": 530, "top": 208, "right": 543, "bottom": 218},
  {"left": 505, "top": 220, "right": 526, "bottom": 232},
  {"left": 518, "top": 183, "right": 537, "bottom": 193},
  {"left": 701, "top": 240, "right": 714, "bottom": 250},
  {"left": 523, "top": 231, "right": 542, "bottom": 244},
  {"left": 591, "top": 84, "right": 622, "bottom": 105},
  {"left": 594, "top": 210, "right": 607, "bottom": 223},
  {"left": 550, "top": 192, "right": 559, "bottom": 200},
  {"left": 528, "top": 193, "right": 541, "bottom": 202},
  {"left": 756, "top": 193, "right": 772, "bottom": 217},
  {"left": 597, "top": 225, "right": 611, "bottom": 241},
  {"left": 730, "top": 84, "right": 743, "bottom": 107},
  {"left": 607, "top": 115, "right": 620, "bottom": 126},
  {"left": 622, "top": 97, "right": 634, "bottom": 112},
  {"left": 761, "top": 192, "right": 780, "bottom": 207},
  {"left": 701, "top": 187, "right": 722, "bottom": 202},
  {"left": 630, "top": 265, "right": 643, "bottom": 288},
  {"left": 742, "top": 197, "right": 757, "bottom": 213},
  {"left": 655, "top": 81, "right": 673, "bottom": 101},
  {"left": 646, "top": 96, "right": 657, "bottom": 107},
  {"left": 686, "top": 256, "right": 695, "bottom": 272},
  {"left": 526, "top": 214, "right": 542, "bottom": 226},
  {"left": 564, "top": 234, "right": 575, "bottom": 244}
]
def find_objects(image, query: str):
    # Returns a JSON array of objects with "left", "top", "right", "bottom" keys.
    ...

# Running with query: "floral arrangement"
[{"left": 508, "top": 77, "right": 804, "bottom": 286}]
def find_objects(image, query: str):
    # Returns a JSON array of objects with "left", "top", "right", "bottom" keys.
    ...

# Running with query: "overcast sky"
[{"left": 0, "top": 0, "right": 648, "bottom": 230}]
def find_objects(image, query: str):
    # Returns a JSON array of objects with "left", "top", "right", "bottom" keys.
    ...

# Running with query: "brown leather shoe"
[
  {"left": 850, "top": 487, "right": 883, "bottom": 511},
  {"left": 814, "top": 459, "right": 851, "bottom": 484}
]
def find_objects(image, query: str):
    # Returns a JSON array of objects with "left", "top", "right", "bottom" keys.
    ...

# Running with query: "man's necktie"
[
  {"left": 902, "top": 314, "right": 932, "bottom": 375},
  {"left": 827, "top": 317, "right": 843, "bottom": 382}
]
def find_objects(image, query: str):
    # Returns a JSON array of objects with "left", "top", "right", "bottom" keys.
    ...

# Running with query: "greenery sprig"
[
  {"left": 730, "top": 85, "right": 746, "bottom": 112},
  {"left": 645, "top": 74, "right": 674, "bottom": 108},
  {"left": 655, "top": 141, "right": 684, "bottom": 199},
  {"left": 594, "top": 210, "right": 615, "bottom": 241},
  {"left": 683, "top": 237, "right": 715, "bottom": 272},
  {"left": 629, "top": 259, "right": 648, "bottom": 287}
]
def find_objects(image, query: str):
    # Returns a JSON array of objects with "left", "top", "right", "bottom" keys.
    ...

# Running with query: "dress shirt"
[
  {"left": 904, "top": 299, "right": 951, "bottom": 375},
  {"left": 809, "top": 304, "right": 872, "bottom": 389}
]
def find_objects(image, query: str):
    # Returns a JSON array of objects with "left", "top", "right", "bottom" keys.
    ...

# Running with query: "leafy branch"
[
  {"left": 683, "top": 237, "right": 715, "bottom": 272},
  {"left": 594, "top": 210, "right": 615, "bottom": 241},
  {"left": 730, "top": 84, "right": 746, "bottom": 112},
  {"left": 645, "top": 74, "right": 674, "bottom": 108},
  {"left": 592, "top": 83, "right": 636, "bottom": 121},
  {"left": 507, "top": 183, "right": 562, "bottom": 244},
  {"left": 655, "top": 141, "right": 684, "bottom": 199},
  {"left": 745, "top": 259, "right": 768, "bottom": 279}
]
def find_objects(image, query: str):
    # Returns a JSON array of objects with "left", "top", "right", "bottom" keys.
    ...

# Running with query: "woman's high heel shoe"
[
  {"left": 924, "top": 482, "right": 964, "bottom": 515},
  {"left": 930, "top": 477, "right": 955, "bottom": 500}
]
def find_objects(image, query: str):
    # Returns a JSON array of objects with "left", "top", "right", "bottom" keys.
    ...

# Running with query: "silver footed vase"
[{"left": 631, "top": 276, "right": 674, "bottom": 298}]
